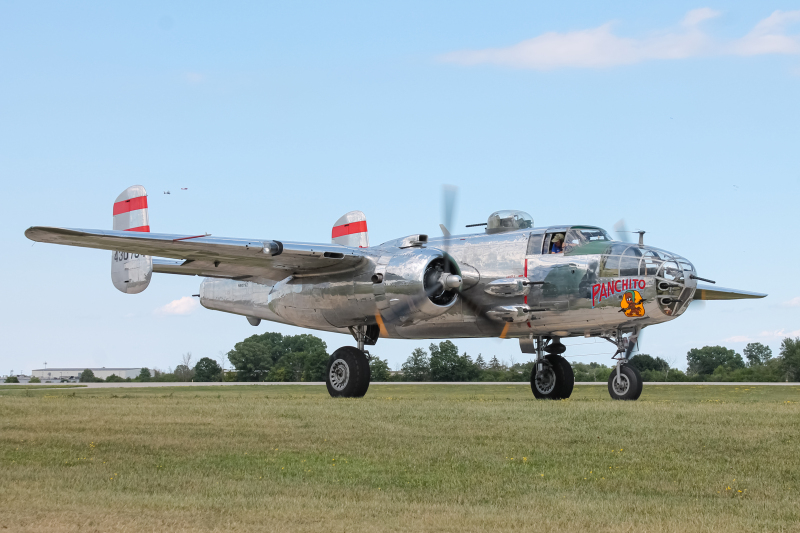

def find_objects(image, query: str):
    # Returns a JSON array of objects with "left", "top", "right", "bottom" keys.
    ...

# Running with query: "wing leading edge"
[
  {"left": 693, "top": 283, "right": 767, "bottom": 301},
  {"left": 25, "top": 226, "right": 367, "bottom": 283}
]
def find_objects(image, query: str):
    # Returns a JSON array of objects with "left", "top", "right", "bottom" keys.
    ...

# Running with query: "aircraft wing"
[
  {"left": 693, "top": 283, "right": 767, "bottom": 301},
  {"left": 25, "top": 226, "right": 367, "bottom": 282}
]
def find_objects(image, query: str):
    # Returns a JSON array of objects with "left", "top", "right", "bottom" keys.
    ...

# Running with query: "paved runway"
[{"left": 3, "top": 381, "right": 799, "bottom": 388}]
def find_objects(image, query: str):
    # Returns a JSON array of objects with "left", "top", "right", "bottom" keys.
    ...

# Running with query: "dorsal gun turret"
[{"left": 485, "top": 210, "right": 533, "bottom": 234}]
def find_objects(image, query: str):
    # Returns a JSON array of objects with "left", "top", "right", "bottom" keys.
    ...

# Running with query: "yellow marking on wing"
[
  {"left": 500, "top": 322, "right": 510, "bottom": 339},
  {"left": 375, "top": 312, "right": 389, "bottom": 337}
]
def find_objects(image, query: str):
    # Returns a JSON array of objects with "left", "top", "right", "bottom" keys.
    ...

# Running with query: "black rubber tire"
[
  {"left": 607, "top": 364, "right": 643, "bottom": 400},
  {"left": 354, "top": 354, "right": 372, "bottom": 397},
  {"left": 553, "top": 355, "right": 575, "bottom": 399},
  {"left": 530, "top": 354, "right": 574, "bottom": 399},
  {"left": 325, "top": 346, "right": 371, "bottom": 398}
]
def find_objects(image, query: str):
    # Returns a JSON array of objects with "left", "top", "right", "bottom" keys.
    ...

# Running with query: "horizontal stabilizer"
[
  {"left": 693, "top": 283, "right": 767, "bottom": 301},
  {"left": 152, "top": 258, "right": 190, "bottom": 276}
]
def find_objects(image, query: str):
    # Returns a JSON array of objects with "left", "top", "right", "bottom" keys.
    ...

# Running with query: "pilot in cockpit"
[{"left": 550, "top": 233, "right": 565, "bottom": 254}]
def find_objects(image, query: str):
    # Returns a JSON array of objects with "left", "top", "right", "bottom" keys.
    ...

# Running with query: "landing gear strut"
[
  {"left": 325, "top": 325, "right": 376, "bottom": 398},
  {"left": 529, "top": 336, "right": 574, "bottom": 400},
  {"left": 602, "top": 327, "right": 643, "bottom": 401}
]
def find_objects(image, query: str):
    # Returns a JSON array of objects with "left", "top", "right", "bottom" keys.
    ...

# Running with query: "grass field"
[{"left": 2, "top": 384, "right": 799, "bottom": 532}]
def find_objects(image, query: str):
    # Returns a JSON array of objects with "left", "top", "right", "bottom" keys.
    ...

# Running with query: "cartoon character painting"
[{"left": 621, "top": 290, "right": 645, "bottom": 318}]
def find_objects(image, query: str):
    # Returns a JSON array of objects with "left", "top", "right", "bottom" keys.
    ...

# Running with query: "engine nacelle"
[{"left": 373, "top": 248, "right": 460, "bottom": 325}]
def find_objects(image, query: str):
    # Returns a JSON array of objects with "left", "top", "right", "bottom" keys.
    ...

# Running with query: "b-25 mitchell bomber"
[{"left": 26, "top": 185, "right": 766, "bottom": 400}]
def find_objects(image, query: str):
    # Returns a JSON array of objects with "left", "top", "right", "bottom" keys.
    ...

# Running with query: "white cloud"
[
  {"left": 154, "top": 296, "right": 199, "bottom": 316},
  {"left": 724, "top": 336, "right": 753, "bottom": 343},
  {"left": 783, "top": 296, "right": 800, "bottom": 307},
  {"left": 731, "top": 10, "right": 800, "bottom": 56},
  {"left": 440, "top": 9, "right": 800, "bottom": 70},
  {"left": 758, "top": 329, "right": 800, "bottom": 339},
  {"left": 682, "top": 7, "right": 721, "bottom": 27}
]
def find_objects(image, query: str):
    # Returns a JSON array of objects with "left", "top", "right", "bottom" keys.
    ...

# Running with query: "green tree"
[
  {"left": 686, "top": 346, "right": 745, "bottom": 376},
  {"left": 137, "top": 368, "right": 151, "bottom": 382},
  {"left": 630, "top": 354, "right": 669, "bottom": 373},
  {"left": 154, "top": 370, "right": 178, "bottom": 382},
  {"left": 79, "top": 369, "right": 97, "bottom": 383},
  {"left": 743, "top": 343, "right": 772, "bottom": 367},
  {"left": 105, "top": 374, "right": 125, "bottom": 382},
  {"left": 429, "top": 341, "right": 479, "bottom": 381},
  {"left": 228, "top": 332, "right": 286, "bottom": 381},
  {"left": 488, "top": 355, "right": 504, "bottom": 370},
  {"left": 779, "top": 337, "right": 800, "bottom": 381},
  {"left": 571, "top": 362, "right": 613, "bottom": 382},
  {"left": 174, "top": 364, "right": 194, "bottom": 382},
  {"left": 28, "top": 376, "right": 41, "bottom": 383},
  {"left": 193, "top": 357, "right": 223, "bottom": 382},
  {"left": 475, "top": 354, "right": 486, "bottom": 370},
  {"left": 401, "top": 348, "right": 430, "bottom": 381},
  {"left": 175, "top": 353, "right": 195, "bottom": 381},
  {"left": 271, "top": 334, "right": 329, "bottom": 381},
  {"left": 227, "top": 332, "right": 328, "bottom": 382},
  {"left": 369, "top": 357, "right": 392, "bottom": 381},
  {"left": 4, "top": 375, "right": 19, "bottom": 383}
]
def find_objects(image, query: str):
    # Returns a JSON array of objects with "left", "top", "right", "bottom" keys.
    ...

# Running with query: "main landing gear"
[
  {"left": 529, "top": 337, "right": 575, "bottom": 400},
  {"left": 325, "top": 325, "right": 378, "bottom": 398},
  {"left": 602, "top": 327, "right": 643, "bottom": 401}
]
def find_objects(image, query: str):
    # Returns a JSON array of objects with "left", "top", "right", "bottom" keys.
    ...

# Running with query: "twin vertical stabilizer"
[
  {"left": 331, "top": 211, "right": 368, "bottom": 248},
  {"left": 111, "top": 185, "right": 153, "bottom": 293}
]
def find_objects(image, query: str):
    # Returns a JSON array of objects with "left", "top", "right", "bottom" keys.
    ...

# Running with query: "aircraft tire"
[
  {"left": 530, "top": 354, "right": 573, "bottom": 400},
  {"left": 607, "top": 364, "right": 643, "bottom": 401},
  {"left": 326, "top": 346, "right": 371, "bottom": 398},
  {"left": 553, "top": 355, "right": 575, "bottom": 399}
]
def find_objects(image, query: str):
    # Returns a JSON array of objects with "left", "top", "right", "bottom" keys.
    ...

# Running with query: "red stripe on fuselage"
[
  {"left": 332, "top": 220, "right": 367, "bottom": 238},
  {"left": 113, "top": 196, "right": 148, "bottom": 215},
  {"left": 524, "top": 258, "right": 528, "bottom": 305},
  {"left": 124, "top": 226, "right": 150, "bottom": 232}
]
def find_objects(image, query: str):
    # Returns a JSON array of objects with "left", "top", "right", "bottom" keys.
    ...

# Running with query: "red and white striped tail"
[
  {"left": 113, "top": 185, "right": 150, "bottom": 232},
  {"left": 331, "top": 211, "right": 368, "bottom": 248},
  {"left": 111, "top": 185, "right": 152, "bottom": 294}
]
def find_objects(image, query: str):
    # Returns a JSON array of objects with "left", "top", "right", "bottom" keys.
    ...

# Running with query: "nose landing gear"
[
  {"left": 607, "top": 363, "right": 642, "bottom": 400},
  {"left": 602, "top": 327, "right": 643, "bottom": 401}
]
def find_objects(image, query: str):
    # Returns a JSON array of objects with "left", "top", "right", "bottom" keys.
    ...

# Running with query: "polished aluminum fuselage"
[{"left": 200, "top": 226, "right": 695, "bottom": 340}]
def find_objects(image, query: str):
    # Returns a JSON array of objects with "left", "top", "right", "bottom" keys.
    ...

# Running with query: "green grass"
[{"left": 2, "top": 385, "right": 799, "bottom": 532}]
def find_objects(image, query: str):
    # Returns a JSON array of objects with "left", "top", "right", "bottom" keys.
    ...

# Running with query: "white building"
[{"left": 31, "top": 368, "right": 146, "bottom": 381}]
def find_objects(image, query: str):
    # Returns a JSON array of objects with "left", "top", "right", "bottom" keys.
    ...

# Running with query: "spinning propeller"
[{"left": 376, "top": 186, "right": 503, "bottom": 336}]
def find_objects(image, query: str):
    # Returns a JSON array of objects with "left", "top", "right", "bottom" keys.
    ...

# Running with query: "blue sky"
[{"left": 2, "top": 1, "right": 799, "bottom": 375}]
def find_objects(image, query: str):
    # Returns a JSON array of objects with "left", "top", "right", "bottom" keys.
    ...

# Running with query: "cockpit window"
[
  {"left": 659, "top": 261, "right": 684, "bottom": 282},
  {"left": 526, "top": 233, "right": 544, "bottom": 255},
  {"left": 544, "top": 232, "right": 566, "bottom": 254},
  {"left": 619, "top": 246, "right": 642, "bottom": 276},
  {"left": 641, "top": 250, "right": 663, "bottom": 276},
  {"left": 562, "top": 227, "right": 611, "bottom": 254}
]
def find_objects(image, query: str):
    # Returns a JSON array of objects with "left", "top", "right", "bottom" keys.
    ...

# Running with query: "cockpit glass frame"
[{"left": 562, "top": 226, "right": 612, "bottom": 255}]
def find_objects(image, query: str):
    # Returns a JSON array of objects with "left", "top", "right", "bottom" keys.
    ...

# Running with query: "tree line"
[{"left": 63, "top": 333, "right": 800, "bottom": 384}]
